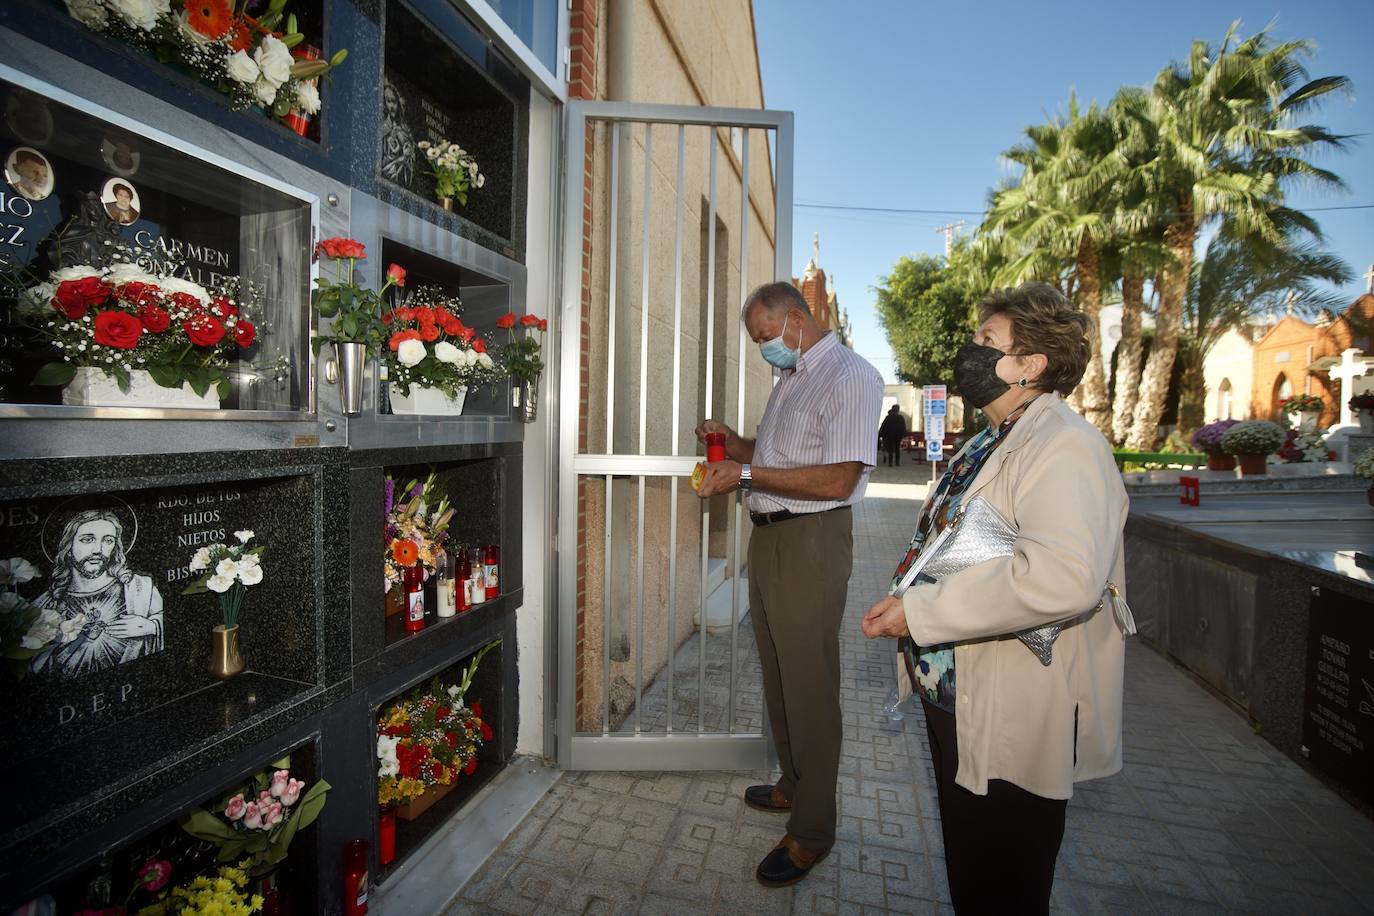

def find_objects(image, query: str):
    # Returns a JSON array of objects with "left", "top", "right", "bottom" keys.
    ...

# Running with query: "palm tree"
[
  {"left": 978, "top": 97, "right": 1119, "bottom": 437},
  {"left": 1123, "top": 23, "right": 1350, "bottom": 449}
]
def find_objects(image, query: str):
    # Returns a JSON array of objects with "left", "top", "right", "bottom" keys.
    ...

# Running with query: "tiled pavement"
[{"left": 452, "top": 468, "right": 1374, "bottom": 914}]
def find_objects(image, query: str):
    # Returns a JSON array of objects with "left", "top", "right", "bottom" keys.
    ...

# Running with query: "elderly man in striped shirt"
[{"left": 696, "top": 280, "right": 883, "bottom": 887}]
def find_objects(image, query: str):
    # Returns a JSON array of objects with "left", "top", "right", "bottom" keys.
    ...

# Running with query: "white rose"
[
  {"left": 234, "top": 529, "right": 255, "bottom": 544},
  {"left": 206, "top": 573, "right": 235, "bottom": 594},
  {"left": 110, "top": 0, "right": 168, "bottom": 32},
  {"left": 296, "top": 81, "right": 321, "bottom": 116},
  {"left": 477, "top": 352, "right": 494, "bottom": 369},
  {"left": 237, "top": 563, "right": 264, "bottom": 586},
  {"left": 64, "top": 0, "right": 109, "bottom": 29},
  {"left": 158, "top": 276, "right": 210, "bottom": 304},
  {"left": 434, "top": 341, "right": 461, "bottom": 364},
  {"left": 254, "top": 34, "right": 293, "bottom": 87},
  {"left": 215, "top": 558, "right": 239, "bottom": 578},
  {"left": 21, "top": 609, "right": 62, "bottom": 650},
  {"left": 253, "top": 77, "right": 279, "bottom": 107},
  {"left": 52, "top": 266, "right": 103, "bottom": 283},
  {"left": 397, "top": 338, "right": 426, "bottom": 367},
  {"left": 189, "top": 547, "right": 212, "bottom": 572},
  {"left": 462, "top": 348, "right": 478, "bottom": 367},
  {"left": 225, "top": 50, "right": 260, "bottom": 85}
]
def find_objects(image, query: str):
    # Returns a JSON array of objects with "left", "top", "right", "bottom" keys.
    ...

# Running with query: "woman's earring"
[{"left": 1018, "top": 378, "right": 1028, "bottom": 389}]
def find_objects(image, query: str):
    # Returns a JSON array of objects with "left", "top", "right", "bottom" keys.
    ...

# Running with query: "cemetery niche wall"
[{"left": 0, "top": 76, "right": 314, "bottom": 414}]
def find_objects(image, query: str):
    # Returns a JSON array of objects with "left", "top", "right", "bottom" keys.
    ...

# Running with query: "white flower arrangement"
[
  {"left": 418, "top": 139, "right": 485, "bottom": 206},
  {"left": 184, "top": 531, "right": 265, "bottom": 628},
  {"left": 0, "top": 557, "right": 76, "bottom": 680}
]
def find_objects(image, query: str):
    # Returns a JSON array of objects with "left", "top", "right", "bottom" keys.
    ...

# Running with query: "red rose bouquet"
[
  {"left": 382, "top": 286, "right": 503, "bottom": 400},
  {"left": 376, "top": 642, "right": 497, "bottom": 808},
  {"left": 23, "top": 251, "right": 257, "bottom": 398},
  {"left": 492, "top": 311, "right": 546, "bottom": 385},
  {"left": 311, "top": 237, "right": 402, "bottom": 353}
]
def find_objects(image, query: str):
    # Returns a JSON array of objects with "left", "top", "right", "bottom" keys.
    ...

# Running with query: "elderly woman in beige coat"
[{"left": 862, "top": 282, "right": 1129, "bottom": 914}]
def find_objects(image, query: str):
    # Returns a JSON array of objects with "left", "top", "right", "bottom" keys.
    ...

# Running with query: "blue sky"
[{"left": 754, "top": 0, "right": 1374, "bottom": 383}]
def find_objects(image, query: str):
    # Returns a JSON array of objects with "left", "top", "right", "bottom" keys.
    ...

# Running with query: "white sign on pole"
[
  {"left": 922, "top": 384, "right": 948, "bottom": 418},
  {"left": 925, "top": 415, "right": 945, "bottom": 442},
  {"left": 926, "top": 438, "right": 944, "bottom": 462}
]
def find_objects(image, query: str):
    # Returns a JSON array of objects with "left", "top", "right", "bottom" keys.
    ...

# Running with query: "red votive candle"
[
  {"left": 483, "top": 545, "right": 500, "bottom": 601},
  {"left": 378, "top": 810, "right": 396, "bottom": 865},
  {"left": 343, "top": 839, "right": 369, "bottom": 916},
  {"left": 403, "top": 565, "right": 425, "bottom": 633},
  {"left": 705, "top": 432, "right": 726, "bottom": 462}
]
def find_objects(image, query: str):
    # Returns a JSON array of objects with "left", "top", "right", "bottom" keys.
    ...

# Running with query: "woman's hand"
[{"left": 861, "top": 596, "right": 909, "bottom": 639}]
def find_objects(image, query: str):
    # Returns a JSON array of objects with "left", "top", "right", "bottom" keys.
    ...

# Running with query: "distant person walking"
[
  {"left": 862, "top": 282, "right": 1131, "bottom": 914},
  {"left": 695, "top": 280, "right": 882, "bottom": 889},
  {"left": 879, "top": 404, "right": 907, "bottom": 466}
]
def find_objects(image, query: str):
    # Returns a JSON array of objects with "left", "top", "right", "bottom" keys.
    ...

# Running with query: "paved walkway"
[{"left": 451, "top": 463, "right": 1374, "bottom": 914}]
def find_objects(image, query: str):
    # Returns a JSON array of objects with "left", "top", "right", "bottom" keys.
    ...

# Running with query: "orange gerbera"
[
  {"left": 184, "top": 0, "right": 233, "bottom": 40},
  {"left": 391, "top": 539, "right": 419, "bottom": 566}
]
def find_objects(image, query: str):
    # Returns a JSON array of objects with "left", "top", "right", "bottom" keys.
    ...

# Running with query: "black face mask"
[{"left": 953, "top": 342, "right": 1011, "bottom": 409}]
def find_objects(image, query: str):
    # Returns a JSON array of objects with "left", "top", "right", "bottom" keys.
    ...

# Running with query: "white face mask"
[{"left": 759, "top": 314, "right": 799, "bottom": 369}]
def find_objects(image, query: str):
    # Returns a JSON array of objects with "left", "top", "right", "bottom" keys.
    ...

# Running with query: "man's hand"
[
  {"left": 694, "top": 419, "right": 736, "bottom": 446},
  {"left": 861, "top": 596, "right": 909, "bottom": 639},
  {"left": 696, "top": 459, "right": 742, "bottom": 498}
]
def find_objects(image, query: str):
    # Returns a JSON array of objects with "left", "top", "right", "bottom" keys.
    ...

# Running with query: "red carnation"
[
  {"left": 470, "top": 701, "right": 482, "bottom": 718},
  {"left": 117, "top": 280, "right": 160, "bottom": 305},
  {"left": 429, "top": 760, "right": 444, "bottom": 779},
  {"left": 413, "top": 307, "right": 436, "bottom": 326},
  {"left": 393, "top": 307, "right": 415, "bottom": 323},
  {"left": 435, "top": 706, "right": 450, "bottom": 720},
  {"left": 520, "top": 314, "right": 540, "bottom": 328},
  {"left": 138, "top": 304, "right": 171, "bottom": 333},
  {"left": 210, "top": 296, "right": 239, "bottom": 320},
  {"left": 445, "top": 731, "right": 459, "bottom": 748},
  {"left": 472, "top": 337, "right": 486, "bottom": 354},
  {"left": 495, "top": 312, "right": 516, "bottom": 329},
  {"left": 480, "top": 721, "right": 493, "bottom": 741},
  {"left": 170, "top": 292, "right": 203, "bottom": 312},
  {"left": 387, "top": 263, "right": 406, "bottom": 287},
  {"left": 419, "top": 323, "right": 440, "bottom": 342},
  {"left": 457, "top": 327, "right": 475, "bottom": 345},
  {"left": 434, "top": 307, "right": 452, "bottom": 324},
  {"left": 233, "top": 320, "right": 256, "bottom": 347},
  {"left": 538, "top": 319, "right": 548, "bottom": 331},
  {"left": 93, "top": 310, "right": 143, "bottom": 349},
  {"left": 55, "top": 277, "right": 111, "bottom": 319},
  {"left": 463, "top": 757, "right": 478, "bottom": 776},
  {"left": 184, "top": 314, "right": 226, "bottom": 347},
  {"left": 389, "top": 329, "right": 421, "bottom": 352}
]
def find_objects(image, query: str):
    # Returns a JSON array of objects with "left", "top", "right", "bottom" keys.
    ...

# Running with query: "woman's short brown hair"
[{"left": 978, "top": 282, "right": 1091, "bottom": 396}]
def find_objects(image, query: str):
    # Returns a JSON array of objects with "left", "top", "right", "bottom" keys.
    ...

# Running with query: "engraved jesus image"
[{"left": 30, "top": 505, "right": 164, "bottom": 677}]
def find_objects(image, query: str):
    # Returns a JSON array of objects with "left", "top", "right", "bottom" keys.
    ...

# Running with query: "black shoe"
[
  {"left": 756, "top": 836, "right": 828, "bottom": 887},
  {"left": 744, "top": 784, "right": 792, "bottom": 813}
]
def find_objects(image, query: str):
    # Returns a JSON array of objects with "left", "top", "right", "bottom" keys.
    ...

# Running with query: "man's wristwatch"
[{"left": 738, "top": 464, "right": 752, "bottom": 493}]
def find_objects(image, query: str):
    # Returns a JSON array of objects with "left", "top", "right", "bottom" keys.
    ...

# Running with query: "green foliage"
[
  {"left": 873, "top": 245, "right": 979, "bottom": 388},
  {"left": 1220, "top": 420, "right": 1286, "bottom": 456}
]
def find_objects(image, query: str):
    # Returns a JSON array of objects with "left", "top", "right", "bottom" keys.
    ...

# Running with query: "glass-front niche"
[{"left": 0, "top": 78, "right": 313, "bottom": 413}]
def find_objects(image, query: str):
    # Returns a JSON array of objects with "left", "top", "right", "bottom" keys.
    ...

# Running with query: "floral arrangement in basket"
[
  {"left": 383, "top": 286, "right": 503, "bottom": 400},
  {"left": 376, "top": 641, "right": 497, "bottom": 809},
  {"left": 311, "top": 237, "right": 404, "bottom": 351},
  {"left": 1279, "top": 393, "right": 1325, "bottom": 415},
  {"left": 1189, "top": 419, "right": 1240, "bottom": 456},
  {"left": 1220, "top": 420, "right": 1286, "bottom": 456},
  {"left": 417, "top": 140, "right": 484, "bottom": 207},
  {"left": 182, "top": 530, "right": 264, "bottom": 627},
  {"left": 178, "top": 757, "right": 330, "bottom": 874},
  {"left": 1349, "top": 392, "right": 1374, "bottom": 411},
  {"left": 1353, "top": 448, "right": 1374, "bottom": 481},
  {"left": 20, "top": 247, "right": 257, "bottom": 398},
  {"left": 0, "top": 557, "right": 78, "bottom": 680},
  {"left": 134, "top": 862, "right": 262, "bottom": 916},
  {"left": 383, "top": 471, "right": 454, "bottom": 593},
  {"left": 493, "top": 312, "right": 546, "bottom": 385},
  {"left": 60, "top": 0, "right": 347, "bottom": 125},
  {"left": 1278, "top": 427, "right": 1335, "bottom": 464}
]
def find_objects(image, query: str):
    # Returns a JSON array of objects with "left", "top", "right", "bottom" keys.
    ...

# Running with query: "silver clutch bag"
[{"left": 892, "top": 495, "right": 1134, "bottom": 665}]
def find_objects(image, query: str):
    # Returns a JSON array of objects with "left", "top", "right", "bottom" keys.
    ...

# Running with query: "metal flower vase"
[
  {"left": 513, "top": 374, "right": 539, "bottom": 423},
  {"left": 210, "top": 624, "right": 245, "bottom": 679},
  {"left": 334, "top": 341, "right": 367, "bottom": 416}
]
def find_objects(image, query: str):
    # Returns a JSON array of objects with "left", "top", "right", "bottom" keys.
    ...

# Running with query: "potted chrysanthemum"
[
  {"left": 1349, "top": 392, "right": 1374, "bottom": 434},
  {"left": 1220, "top": 420, "right": 1287, "bottom": 477},
  {"left": 1354, "top": 448, "right": 1374, "bottom": 506},
  {"left": 1190, "top": 420, "right": 1240, "bottom": 471},
  {"left": 1279, "top": 393, "right": 1324, "bottom": 433}
]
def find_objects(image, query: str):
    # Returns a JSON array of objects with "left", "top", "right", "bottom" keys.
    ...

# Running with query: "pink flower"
[
  {"left": 258, "top": 789, "right": 273, "bottom": 807},
  {"left": 224, "top": 793, "right": 247, "bottom": 821},
  {"left": 269, "top": 769, "right": 290, "bottom": 798},
  {"left": 138, "top": 858, "right": 173, "bottom": 892},
  {"left": 280, "top": 778, "right": 306, "bottom": 806},
  {"left": 263, "top": 801, "right": 284, "bottom": 828},
  {"left": 243, "top": 801, "right": 263, "bottom": 830}
]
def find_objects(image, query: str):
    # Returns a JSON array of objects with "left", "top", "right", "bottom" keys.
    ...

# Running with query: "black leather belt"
[{"left": 749, "top": 505, "right": 850, "bottom": 527}]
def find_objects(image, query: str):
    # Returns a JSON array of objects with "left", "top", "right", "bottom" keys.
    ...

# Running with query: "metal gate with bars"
[{"left": 556, "top": 101, "right": 793, "bottom": 770}]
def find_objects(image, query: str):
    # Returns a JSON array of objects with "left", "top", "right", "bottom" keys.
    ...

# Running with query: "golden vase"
[
  {"left": 438, "top": 196, "right": 454, "bottom": 211},
  {"left": 210, "top": 624, "right": 245, "bottom": 679}
]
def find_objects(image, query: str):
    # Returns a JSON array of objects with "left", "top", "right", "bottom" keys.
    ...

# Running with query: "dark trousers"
[
  {"left": 884, "top": 438, "right": 901, "bottom": 466},
  {"left": 747, "top": 508, "right": 853, "bottom": 853},
  {"left": 923, "top": 699, "right": 1066, "bottom": 914}
]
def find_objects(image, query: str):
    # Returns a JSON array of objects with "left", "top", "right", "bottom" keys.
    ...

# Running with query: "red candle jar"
[
  {"left": 483, "top": 545, "right": 500, "bottom": 601},
  {"left": 456, "top": 550, "right": 472, "bottom": 612},
  {"left": 343, "top": 839, "right": 369, "bottom": 916},
  {"left": 403, "top": 564, "right": 425, "bottom": 633},
  {"left": 705, "top": 431, "right": 727, "bottom": 463},
  {"left": 283, "top": 45, "right": 321, "bottom": 137},
  {"left": 378, "top": 810, "right": 396, "bottom": 865}
]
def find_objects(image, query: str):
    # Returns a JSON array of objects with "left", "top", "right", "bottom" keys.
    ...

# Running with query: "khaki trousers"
[{"left": 746, "top": 506, "right": 853, "bottom": 853}]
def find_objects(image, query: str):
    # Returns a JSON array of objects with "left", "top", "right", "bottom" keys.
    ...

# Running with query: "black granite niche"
[
  {"left": 378, "top": 0, "right": 528, "bottom": 258},
  {"left": 378, "top": 238, "right": 512, "bottom": 417},
  {"left": 20, "top": 738, "right": 322, "bottom": 916},
  {"left": 374, "top": 636, "right": 509, "bottom": 884}
]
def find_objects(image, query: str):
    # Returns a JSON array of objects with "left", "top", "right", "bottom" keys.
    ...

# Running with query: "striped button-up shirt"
[{"left": 748, "top": 331, "right": 884, "bottom": 514}]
